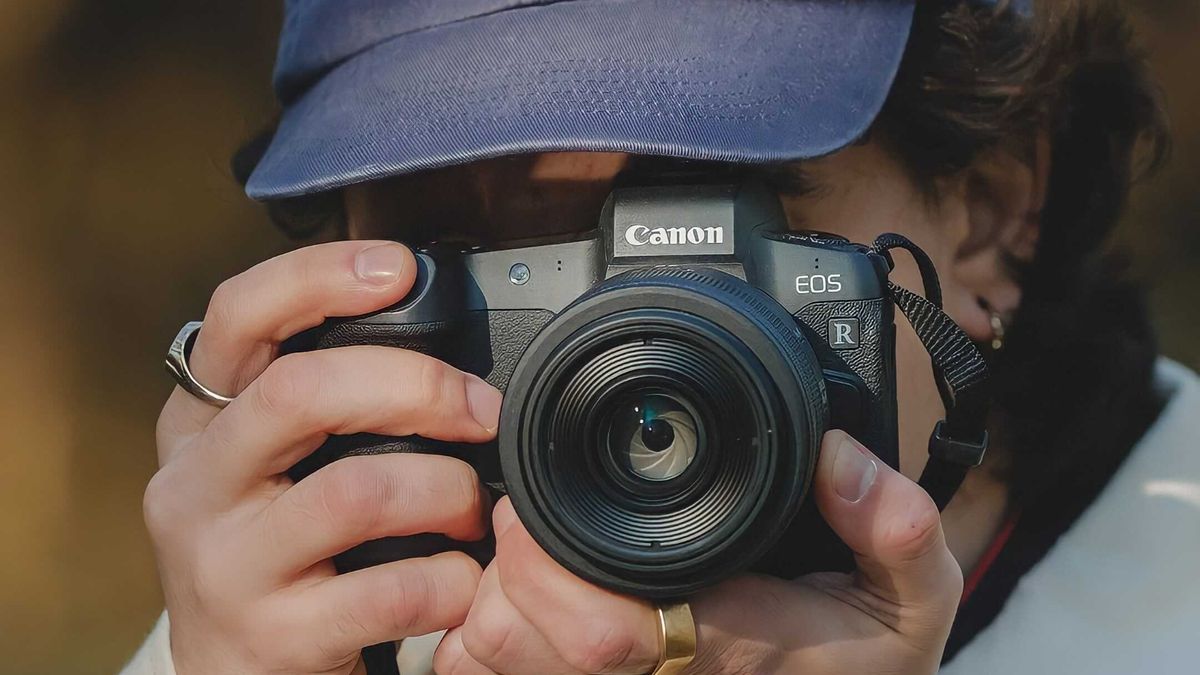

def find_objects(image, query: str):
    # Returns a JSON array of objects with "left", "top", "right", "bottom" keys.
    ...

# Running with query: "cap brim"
[{"left": 246, "top": 0, "right": 914, "bottom": 200}]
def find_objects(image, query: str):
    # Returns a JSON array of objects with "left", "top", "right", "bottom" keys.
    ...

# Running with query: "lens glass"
[{"left": 606, "top": 393, "right": 699, "bottom": 482}]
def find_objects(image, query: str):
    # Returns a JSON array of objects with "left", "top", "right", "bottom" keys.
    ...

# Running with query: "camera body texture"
[{"left": 285, "top": 182, "right": 898, "bottom": 598}]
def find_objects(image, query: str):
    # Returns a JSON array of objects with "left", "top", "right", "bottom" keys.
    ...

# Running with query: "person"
[{"left": 124, "top": 1, "right": 1200, "bottom": 674}]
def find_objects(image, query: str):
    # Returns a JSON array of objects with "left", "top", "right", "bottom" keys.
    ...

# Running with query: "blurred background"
[{"left": 0, "top": 2, "right": 1196, "bottom": 673}]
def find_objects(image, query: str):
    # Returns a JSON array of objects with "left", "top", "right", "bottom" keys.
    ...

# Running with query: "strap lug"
[{"left": 928, "top": 420, "right": 989, "bottom": 468}]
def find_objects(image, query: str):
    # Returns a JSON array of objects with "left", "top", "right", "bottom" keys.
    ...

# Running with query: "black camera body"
[{"left": 286, "top": 182, "right": 898, "bottom": 598}]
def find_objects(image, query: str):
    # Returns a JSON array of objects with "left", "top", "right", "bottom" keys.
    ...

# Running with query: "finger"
[
  {"left": 255, "top": 453, "right": 489, "bottom": 579},
  {"left": 278, "top": 551, "right": 482, "bottom": 663},
  {"left": 189, "top": 345, "right": 502, "bottom": 496},
  {"left": 434, "top": 629, "right": 498, "bottom": 675},
  {"left": 451, "top": 563, "right": 582, "bottom": 675},
  {"left": 492, "top": 498, "right": 659, "bottom": 675},
  {"left": 812, "top": 430, "right": 963, "bottom": 619},
  {"left": 165, "top": 240, "right": 417, "bottom": 444}
]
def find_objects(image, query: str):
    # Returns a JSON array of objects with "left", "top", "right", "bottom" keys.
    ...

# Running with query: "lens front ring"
[{"left": 499, "top": 267, "right": 828, "bottom": 598}]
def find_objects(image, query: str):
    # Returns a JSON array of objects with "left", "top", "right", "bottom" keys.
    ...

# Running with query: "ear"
[{"left": 940, "top": 135, "right": 1048, "bottom": 344}]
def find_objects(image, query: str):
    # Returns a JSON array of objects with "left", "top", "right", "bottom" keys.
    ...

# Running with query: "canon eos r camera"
[{"left": 285, "top": 182, "right": 900, "bottom": 598}]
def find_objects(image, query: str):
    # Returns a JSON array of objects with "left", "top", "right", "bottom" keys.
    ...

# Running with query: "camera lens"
[
  {"left": 607, "top": 393, "right": 697, "bottom": 482},
  {"left": 500, "top": 267, "right": 828, "bottom": 598}
]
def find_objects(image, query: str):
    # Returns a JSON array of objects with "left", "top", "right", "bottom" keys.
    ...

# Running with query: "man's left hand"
[{"left": 433, "top": 430, "right": 963, "bottom": 675}]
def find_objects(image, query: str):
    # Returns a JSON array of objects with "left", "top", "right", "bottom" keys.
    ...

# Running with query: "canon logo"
[{"left": 624, "top": 225, "right": 725, "bottom": 247}]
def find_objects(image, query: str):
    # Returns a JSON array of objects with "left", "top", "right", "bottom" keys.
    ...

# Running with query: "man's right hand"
[{"left": 145, "top": 241, "right": 501, "bottom": 674}]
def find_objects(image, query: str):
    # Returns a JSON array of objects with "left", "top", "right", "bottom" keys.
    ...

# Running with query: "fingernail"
[
  {"left": 354, "top": 243, "right": 407, "bottom": 285},
  {"left": 465, "top": 375, "right": 502, "bottom": 433},
  {"left": 833, "top": 435, "right": 878, "bottom": 503}
]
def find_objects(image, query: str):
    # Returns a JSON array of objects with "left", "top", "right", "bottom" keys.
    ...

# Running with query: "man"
[{"left": 128, "top": 1, "right": 1197, "bottom": 674}]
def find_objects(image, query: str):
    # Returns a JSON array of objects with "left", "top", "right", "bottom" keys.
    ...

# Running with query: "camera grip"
[
  {"left": 283, "top": 318, "right": 458, "bottom": 358},
  {"left": 287, "top": 433, "right": 501, "bottom": 572},
  {"left": 280, "top": 319, "right": 503, "bottom": 570}
]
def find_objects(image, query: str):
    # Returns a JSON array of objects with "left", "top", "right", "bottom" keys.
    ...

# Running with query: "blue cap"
[{"left": 246, "top": 0, "right": 916, "bottom": 200}]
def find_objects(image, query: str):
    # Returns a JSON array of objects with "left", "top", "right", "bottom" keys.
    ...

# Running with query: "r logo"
[{"left": 828, "top": 318, "right": 860, "bottom": 350}]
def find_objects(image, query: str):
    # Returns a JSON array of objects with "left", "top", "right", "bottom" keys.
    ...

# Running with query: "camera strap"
[{"left": 874, "top": 234, "right": 991, "bottom": 511}]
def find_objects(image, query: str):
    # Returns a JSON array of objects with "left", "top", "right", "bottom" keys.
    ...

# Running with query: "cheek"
[{"left": 894, "top": 318, "right": 946, "bottom": 481}]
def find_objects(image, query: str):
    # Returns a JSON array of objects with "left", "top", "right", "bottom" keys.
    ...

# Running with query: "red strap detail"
[{"left": 960, "top": 513, "right": 1020, "bottom": 606}]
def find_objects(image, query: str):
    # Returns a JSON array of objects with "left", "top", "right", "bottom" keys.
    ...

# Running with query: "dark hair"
[
  {"left": 882, "top": 4, "right": 1170, "bottom": 653},
  {"left": 234, "top": 0, "right": 1170, "bottom": 513},
  {"left": 877, "top": 0, "right": 1168, "bottom": 515}
]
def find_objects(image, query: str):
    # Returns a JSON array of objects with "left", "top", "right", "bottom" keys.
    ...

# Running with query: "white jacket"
[
  {"left": 123, "top": 360, "right": 1200, "bottom": 674},
  {"left": 941, "top": 359, "right": 1200, "bottom": 674}
]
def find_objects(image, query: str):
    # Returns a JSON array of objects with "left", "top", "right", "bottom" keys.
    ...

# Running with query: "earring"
[
  {"left": 988, "top": 310, "right": 1006, "bottom": 351},
  {"left": 977, "top": 297, "right": 1007, "bottom": 351}
]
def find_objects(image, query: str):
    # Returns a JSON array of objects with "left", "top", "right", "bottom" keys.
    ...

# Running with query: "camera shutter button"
[{"left": 769, "top": 230, "right": 850, "bottom": 245}]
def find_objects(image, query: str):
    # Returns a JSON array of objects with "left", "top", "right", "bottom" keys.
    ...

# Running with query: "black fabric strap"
[
  {"left": 874, "top": 232, "right": 944, "bottom": 309},
  {"left": 362, "top": 641, "right": 400, "bottom": 675},
  {"left": 874, "top": 235, "right": 991, "bottom": 511}
]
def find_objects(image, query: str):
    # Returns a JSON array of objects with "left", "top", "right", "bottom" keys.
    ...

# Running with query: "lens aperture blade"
[{"left": 629, "top": 408, "right": 698, "bottom": 482}]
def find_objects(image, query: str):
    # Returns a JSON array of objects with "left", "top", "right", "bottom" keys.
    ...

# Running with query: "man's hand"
[
  {"left": 146, "top": 241, "right": 498, "bottom": 674},
  {"left": 434, "top": 430, "right": 962, "bottom": 675}
]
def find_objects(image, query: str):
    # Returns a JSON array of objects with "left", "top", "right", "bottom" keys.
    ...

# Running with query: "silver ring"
[{"left": 165, "top": 321, "right": 235, "bottom": 408}]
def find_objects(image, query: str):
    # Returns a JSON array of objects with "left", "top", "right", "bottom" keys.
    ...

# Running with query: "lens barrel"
[{"left": 500, "top": 267, "right": 828, "bottom": 598}]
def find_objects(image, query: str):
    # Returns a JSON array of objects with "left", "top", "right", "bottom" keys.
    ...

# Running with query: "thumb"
[{"left": 812, "top": 430, "right": 964, "bottom": 618}]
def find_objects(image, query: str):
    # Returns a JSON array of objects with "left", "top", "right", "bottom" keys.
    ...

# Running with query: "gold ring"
[{"left": 650, "top": 601, "right": 696, "bottom": 675}]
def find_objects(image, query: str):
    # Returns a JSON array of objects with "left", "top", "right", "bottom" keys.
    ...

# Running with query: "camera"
[{"left": 285, "top": 182, "right": 899, "bottom": 598}]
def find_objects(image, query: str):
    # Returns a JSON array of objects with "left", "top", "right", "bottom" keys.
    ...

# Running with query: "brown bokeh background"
[{"left": 0, "top": 2, "right": 1196, "bottom": 673}]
